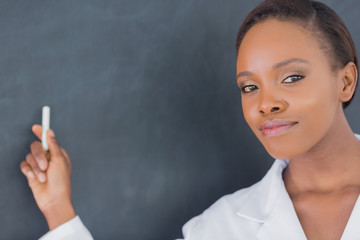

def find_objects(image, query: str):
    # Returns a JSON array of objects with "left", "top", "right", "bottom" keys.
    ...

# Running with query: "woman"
[{"left": 20, "top": 0, "right": 360, "bottom": 239}]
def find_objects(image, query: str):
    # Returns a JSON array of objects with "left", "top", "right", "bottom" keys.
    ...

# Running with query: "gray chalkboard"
[{"left": 3, "top": 0, "right": 360, "bottom": 239}]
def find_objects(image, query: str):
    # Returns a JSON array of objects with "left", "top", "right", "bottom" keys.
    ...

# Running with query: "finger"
[
  {"left": 20, "top": 161, "right": 36, "bottom": 181},
  {"left": 61, "top": 148, "right": 70, "bottom": 163},
  {"left": 32, "top": 124, "right": 43, "bottom": 141},
  {"left": 47, "top": 129, "right": 63, "bottom": 158},
  {"left": 60, "top": 148, "right": 72, "bottom": 172},
  {"left": 30, "top": 141, "right": 48, "bottom": 171},
  {"left": 26, "top": 153, "right": 46, "bottom": 183}
]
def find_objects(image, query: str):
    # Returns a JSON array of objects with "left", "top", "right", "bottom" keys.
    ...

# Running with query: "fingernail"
[
  {"left": 28, "top": 171, "right": 35, "bottom": 179},
  {"left": 39, "top": 160, "right": 47, "bottom": 170},
  {"left": 49, "top": 130, "right": 55, "bottom": 138},
  {"left": 38, "top": 173, "right": 46, "bottom": 183}
]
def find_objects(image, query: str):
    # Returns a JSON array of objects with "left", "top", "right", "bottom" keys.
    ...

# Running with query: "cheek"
[
  {"left": 298, "top": 75, "right": 339, "bottom": 127},
  {"left": 242, "top": 96, "right": 267, "bottom": 148},
  {"left": 241, "top": 82, "right": 339, "bottom": 160},
  {"left": 241, "top": 96, "right": 258, "bottom": 131},
  {"left": 280, "top": 90, "right": 337, "bottom": 159},
  {"left": 288, "top": 84, "right": 338, "bottom": 151}
]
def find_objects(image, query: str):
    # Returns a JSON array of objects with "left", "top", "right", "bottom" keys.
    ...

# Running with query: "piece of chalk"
[{"left": 42, "top": 106, "right": 51, "bottom": 151}]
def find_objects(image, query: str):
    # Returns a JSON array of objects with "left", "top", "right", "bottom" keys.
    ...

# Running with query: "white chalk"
[{"left": 42, "top": 106, "right": 51, "bottom": 151}]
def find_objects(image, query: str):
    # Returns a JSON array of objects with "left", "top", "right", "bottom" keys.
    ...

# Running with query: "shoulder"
[
  {"left": 181, "top": 159, "right": 288, "bottom": 240},
  {"left": 181, "top": 182, "right": 262, "bottom": 240}
]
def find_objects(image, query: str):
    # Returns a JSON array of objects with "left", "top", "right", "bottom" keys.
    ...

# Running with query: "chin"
[
  {"left": 263, "top": 142, "right": 305, "bottom": 160},
  {"left": 267, "top": 152, "right": 291, "bottom": 161}
]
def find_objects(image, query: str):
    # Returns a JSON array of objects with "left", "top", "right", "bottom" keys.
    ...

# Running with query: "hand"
[{"left": 20, "top": 124, "right": 76, "bottom": 230}]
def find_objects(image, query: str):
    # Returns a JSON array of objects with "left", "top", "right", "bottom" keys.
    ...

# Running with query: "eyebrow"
[{"left": 236, "top": 58, "right": 310, "bottom": 80}]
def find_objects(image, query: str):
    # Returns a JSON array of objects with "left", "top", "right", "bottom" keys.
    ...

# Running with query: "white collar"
[
  {"left": 235, "top": 159, "right": 289, "bottom": 222},
  {"left": 235, "top": 133, "right": 360, "bottom": 239}
]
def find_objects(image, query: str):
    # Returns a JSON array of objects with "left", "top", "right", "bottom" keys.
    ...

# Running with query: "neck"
[{"left": 283, "top": 108, "right": 360, "bottom": 197}]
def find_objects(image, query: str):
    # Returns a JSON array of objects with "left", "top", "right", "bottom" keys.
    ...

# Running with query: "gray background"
[{"left": 2, "top": 0, "right": 360, "bottom": 239}]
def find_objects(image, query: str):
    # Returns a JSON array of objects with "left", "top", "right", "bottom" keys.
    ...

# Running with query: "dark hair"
[{"left": 236, "top": 0, "right": 358, "bottom": 109}]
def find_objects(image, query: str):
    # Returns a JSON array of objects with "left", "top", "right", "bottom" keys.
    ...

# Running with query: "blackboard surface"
[{"left": 2, "top": 0, "right": 360, "bottom": 239}]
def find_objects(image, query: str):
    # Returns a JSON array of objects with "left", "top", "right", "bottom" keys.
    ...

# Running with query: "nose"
[{"left": 258, "top": 91, "right": 287, "bottom": 115}]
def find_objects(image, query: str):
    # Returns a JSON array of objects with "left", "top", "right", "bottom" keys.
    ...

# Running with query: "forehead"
[{"left": 236, "top": 19, "right": 329, "bottom": 72}]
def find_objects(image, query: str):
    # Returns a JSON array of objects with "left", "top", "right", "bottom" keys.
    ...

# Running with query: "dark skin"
[
  {"left": 20, "top": 18, "right": 360, "bottom": 239},
  {"left": 20, "top": 126, "right": 75, "bottom": 230},
  {"left": 237, "top": 19, "right": 360, "bottom": 240}
]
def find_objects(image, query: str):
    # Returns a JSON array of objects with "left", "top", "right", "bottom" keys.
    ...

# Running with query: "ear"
[{"left": 338, "top": 62, "right": 358, "bottom": 103}]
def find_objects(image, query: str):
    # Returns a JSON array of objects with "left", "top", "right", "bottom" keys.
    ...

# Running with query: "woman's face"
[{"left": 236, "top": 19, "right": 343, "bottom": 160}]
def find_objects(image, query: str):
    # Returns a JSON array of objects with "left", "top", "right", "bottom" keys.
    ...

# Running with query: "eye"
[
  {"left": 282, "top": 74, "right": 304, "bottom": 83},
  {"left": 241, "top": 85, "right": 258, "bottom": 93}
]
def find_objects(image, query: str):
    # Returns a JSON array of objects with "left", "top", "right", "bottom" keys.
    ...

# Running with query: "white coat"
[
  {"left": 39, "top": 134, "right": 360, "bottom": 240},
  {"left": 180, "top": 133, "right": 360, "bottom": 240}
]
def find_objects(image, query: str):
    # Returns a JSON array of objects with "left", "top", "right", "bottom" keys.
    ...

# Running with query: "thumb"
[{"left": 46, "top": 129, "right": 63, "bottom": 158}]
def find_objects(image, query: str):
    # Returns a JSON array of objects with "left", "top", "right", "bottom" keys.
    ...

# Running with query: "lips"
[{"left": 260, "top": 120, "right": 298, "bottom": 137}]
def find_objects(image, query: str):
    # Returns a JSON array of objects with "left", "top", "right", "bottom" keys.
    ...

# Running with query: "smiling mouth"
[{"left": 261, "top": 122, "right": 298, "bottom": 137}]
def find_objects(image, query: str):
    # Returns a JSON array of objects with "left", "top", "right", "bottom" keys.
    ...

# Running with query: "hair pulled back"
[{"left": 236, "top": 0, "right": 358, "bottom": 109}]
